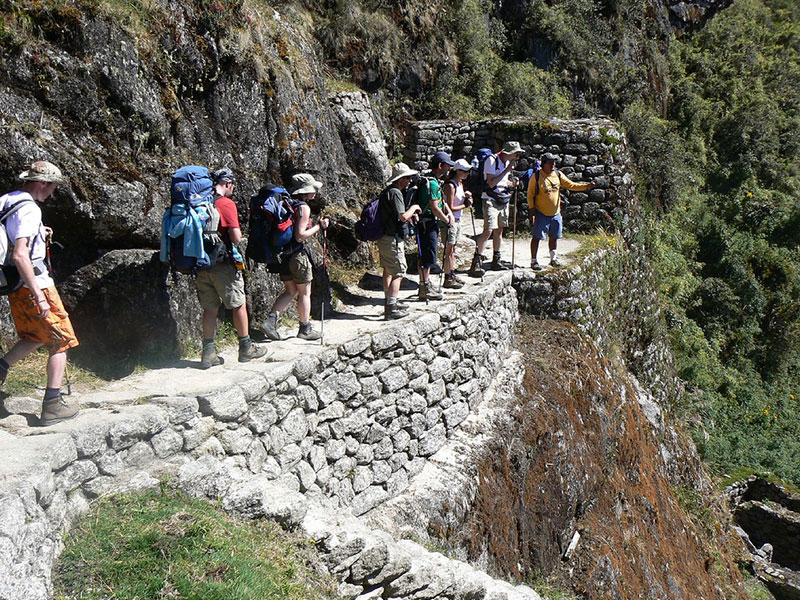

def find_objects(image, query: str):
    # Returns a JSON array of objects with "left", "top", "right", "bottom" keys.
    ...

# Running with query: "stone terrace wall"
[
  {"left": 404, "top": 118, "right": 634, "bottom": 232},
  {"left": 1, "top": 279, "right": 517, "bottom": 600}
]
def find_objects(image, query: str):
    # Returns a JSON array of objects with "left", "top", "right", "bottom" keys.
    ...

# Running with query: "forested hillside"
[{"left": 303, "top": 0, "right": 800, "bottom": 483}]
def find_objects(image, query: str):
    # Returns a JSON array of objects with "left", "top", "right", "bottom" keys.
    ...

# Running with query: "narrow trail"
[{"left": 1, "top": 226, "right": 581, "bottom": 426}]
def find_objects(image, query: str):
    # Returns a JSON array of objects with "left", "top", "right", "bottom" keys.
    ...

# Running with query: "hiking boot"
[
  {"left": 468, "top": 254, "right": 485, "bottom": 278},
  {"left": 453, "top": 274, "right": 466, "bottom": 285},
  {"left": 40, "top": 395, "right": 79, "bottom": 426},
  {"left": 443, "top": 276, "right": 464, "bottom": 289},
  {"left": 419, "top": 282, "right": 443, "bottom": 301},
  {"left": 200, "top": 348, "right": 224, "bottom": 369},
  {"left": 238, "top": 343, "right": 269, "bottom": 363},
  {"left": 531, "top": 261, "right": 544, "bottom": 271},
  {"left": 297, "top": 323, "right": 322, "bottom": 341},
  {"left": 385, "top": 303, "right": 409, "bottom": 320},
  {"left": 260, "top": 319, "right": 282, "bottom": 341},
  {"left": 550, "top": 257, "right": 562, "bottom": 267}
]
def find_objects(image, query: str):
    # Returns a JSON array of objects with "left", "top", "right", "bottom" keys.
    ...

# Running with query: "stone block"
[
  {"left": 419, "top": 424, "right": 446, "bottom": 457},
  {"left": 218, "top": 428, "right": 255, "bottom": 455},
  {"left": 183, "top": 417, "right": 215, "bottom": 450},
  {"left": 197, "top": 387, "right": 247, "bottom": 422},
  {"left": 151, "top": 396, "right": 199, "bottom": 425},
  {"left": 380, "top": 367, "right": 409, "bottom": 393},
  {"left": 351, "top": 485, "right": 390, "bottom": 516},
  {"left": 280, "top": 408, "right": 309, "bottom": 443},
  {"left": 151, "top": 428, "right": 184, "bottom": 458}
]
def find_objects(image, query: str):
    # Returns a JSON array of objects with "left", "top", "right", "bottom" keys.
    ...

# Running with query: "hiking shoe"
[
  {"left": 453, "top": 274, "right": 466, "bottom": 285},
  {"left": 531, "top": 261, "right": 544, "bottom": 271},
  {"left": 260, "top": 319, "right": 282, "bottom": 341},
  {"left": 550, "top": 258, "right": 562, "bottom": 267},
  {"left": 420, "top": 283, "right": 443, "bottom": 301},
  {"left": 200, "top": 348, "right": 224, "bottom": 369},
  {"left": 238, "top": 343, "right": 269, "bottom": 363},
  {"left": 443, "top": 276, "right": 464, "bottom": 289},
  {"left": 297, "top": 325, "right": 322, "bottom": 341},
  {"left": 40, "top": 395, "right": 79, "bottom": 426},
  {"left": 385, "top": 303, "right": 409, "bottom": 320}
]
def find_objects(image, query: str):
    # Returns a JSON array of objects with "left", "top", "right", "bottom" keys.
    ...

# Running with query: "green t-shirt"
[{"left": 418, "top": 177, "right": 443, "bottom": 215}]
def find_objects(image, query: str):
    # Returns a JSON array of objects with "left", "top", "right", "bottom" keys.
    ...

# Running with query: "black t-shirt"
[{"left": 379, "top": 186, "right": 406, "bottom": 238}]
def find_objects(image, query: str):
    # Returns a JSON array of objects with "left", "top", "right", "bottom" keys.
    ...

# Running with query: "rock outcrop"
[{"left": 0, "top": 1, "right": 388, "bottom": 371}]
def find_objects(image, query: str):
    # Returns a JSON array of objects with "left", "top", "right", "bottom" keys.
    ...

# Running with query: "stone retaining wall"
[
  {"left": 1, "top": 278, "right": 517, "bottom": 600},
  {"left": 404, "top": 118, "right": 635, "bottom": 232}
]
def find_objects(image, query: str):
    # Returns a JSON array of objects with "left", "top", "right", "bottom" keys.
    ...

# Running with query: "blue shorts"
[
  {"left": 417, "top": 218, "right": 439, "bottom": 268},
  {"left": 532, "top": 211, "right": 563, "bottom": 240}
]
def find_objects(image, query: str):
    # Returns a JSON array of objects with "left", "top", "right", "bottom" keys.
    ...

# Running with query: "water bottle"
[{"left": 231, "top": 246, "right": 245, "bottom": 271}]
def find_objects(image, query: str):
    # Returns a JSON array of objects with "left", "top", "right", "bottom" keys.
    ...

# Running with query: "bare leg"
[
  {"left": 476, "top": 227, "right": 493, "bottom": 257},
  {"left": 271, "top": 282, "right": 298, "bottom": 315},
  {"left": 2, "top": 339, "right": 42, "bottom": 366},
  {"left": 46, "top": 351, "right": 66, "bottom": 389},
  {"left": 549, "top": 237, "right": 558, "bottom": 252},
  {"left": 492, "top": 227, "right": 504, "bottom": 252},
  {"left": 202, "top": 307, "right": 218, "bottom": 340},
  {"left": 531, "top": 238, "right": 541, "bottom": 263},
  {"left": 231, "top": 303, "right": 249, "bottom": 337},
  {"left": 295, "top": 282, "right": 311, "bottom": 323},
  {"left": 388, "top": 274, "right": 403, "bottom": 297}
]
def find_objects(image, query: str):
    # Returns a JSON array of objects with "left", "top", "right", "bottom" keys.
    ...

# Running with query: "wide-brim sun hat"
[
  {"left": 387, "top": 162, "right": 418, "bottom": 184},
  {"left": 453, "top": 159, "right": 471, "bottom": 171},
  {"left": 290, "top": 173, "right": 323, "bottom": 195},
  {"left": 501, "top": 141, "right": 525, "bottom": 155},
  {"left": 18, "top": 161, "right": 65, "bottom": 184}
]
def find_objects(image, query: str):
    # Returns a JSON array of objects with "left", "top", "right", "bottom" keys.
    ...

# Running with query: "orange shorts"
[{"left": 9, "top": 286, "right": 79, "bottom": 355}]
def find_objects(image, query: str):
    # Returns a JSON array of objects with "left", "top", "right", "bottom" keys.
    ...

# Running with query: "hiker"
[
  {"left": 441, "top": 159, "right": 473, "bottom": 288},
  {"left": 196, "top": 169, "right": 268, "bottom": 368},
  {"left": 474, "top": 141, "right": 524, "bottom": 273},
  {"left": 0, "top": 161, "right": 79, "bottom": 425},
  {"left": 377, "top": 163, "right": 421, "bottom": 320},
  {"left": 527, "top": 152, "right": 596, "bottom": 270},
  {"left": 416, "top": 151, "right": 456, "bottom": 300},
  {"left": 261, "top": 173, "right": 329, "bottom": 341}
]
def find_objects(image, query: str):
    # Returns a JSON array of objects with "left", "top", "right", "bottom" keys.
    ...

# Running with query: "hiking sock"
[
  {"left": 44, "top": 387, "right": 61, "bottom": 402},
  {"left": 387, "top": 297, "right": 398, "bottom": 307},
  {"left": 550, "top": 250, "right": 557, "bottom": 261},
  {"left": 238, "top": 335, "right": 252, "bottom": 350}
]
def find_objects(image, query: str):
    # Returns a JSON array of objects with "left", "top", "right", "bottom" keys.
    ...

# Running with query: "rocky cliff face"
[{"left": 0, "top": 1, "right": 384, "bottom": 374}]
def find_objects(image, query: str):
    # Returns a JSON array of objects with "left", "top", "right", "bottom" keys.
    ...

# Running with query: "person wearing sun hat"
[
  {"left": 441, "top": 158, "right": 473, "bottom": 288},
  {"left": 376, "top": 162, "right": 421, "bottom": 320},
  {"left": 0, "top": 160, "right": 80, "bottom": 425},
  {"left": 261, "top": 173, "right": 329, "bottom": 341},
  {"left": 474, "top": 141, "right": 524, "bottom": 273}
]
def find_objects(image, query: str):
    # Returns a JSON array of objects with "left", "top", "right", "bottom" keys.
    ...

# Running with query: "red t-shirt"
[{"left": 215, "top": 196, "right": 240, "bottom": 244}]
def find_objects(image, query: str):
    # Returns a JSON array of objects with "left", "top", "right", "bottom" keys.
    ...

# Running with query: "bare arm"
[
  {"left": 293, "top": 205, "right": 329, "bottom": 242},
  {"left": 228, "top": 227, "right": 243, "bottom": 245},
  {"left": 400, "top": 204, "right": 421, "bottom": 223},
  {"left": 485, "top": 158, "right": 516, "bottom": 189},
  {"left": 12, "top": 237, "right": 49, "bottom": 318}
]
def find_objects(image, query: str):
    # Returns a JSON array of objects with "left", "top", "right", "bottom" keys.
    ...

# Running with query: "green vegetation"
[{"left": 54, "top": 488, "right": 335, "bottom": 600}]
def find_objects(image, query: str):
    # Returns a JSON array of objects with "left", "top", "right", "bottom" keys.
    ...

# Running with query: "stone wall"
[
  {"left": 0, "top": 278, "right": 517, "bottom": 600},
  {"left": 514, "top": 241, "right": 680, "bottom": 409},
  {"left": 404, "top": 117, "right": 634, "bottom": 232}
]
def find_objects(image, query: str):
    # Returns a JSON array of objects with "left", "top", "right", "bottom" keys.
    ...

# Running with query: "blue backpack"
[
  {"left": 466, "top": 148, "right": 494, "bottom": 195},
  {"left": 160, "top": 166, "right": 224, "bottom": 274},
  {"left": 246, "top": 185, "right": 305, "bottom": 264}
]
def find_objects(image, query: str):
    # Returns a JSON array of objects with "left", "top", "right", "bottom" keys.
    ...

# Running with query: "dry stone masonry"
[{"left": 404, "top": 117, "right": 633, "bottom": 232}]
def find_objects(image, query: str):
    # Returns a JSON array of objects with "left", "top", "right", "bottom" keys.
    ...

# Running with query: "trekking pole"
[
  {"left": 511, "top": 183, "right": 518, "bottom": 272},
  {"left": 415, "top": 225, "right": 429, "bottom": 305},
  {"left": 439, "top": 225, "right": 448, "bottom": 290},
  {"left": 320, "top": 225, "right": 327, "bottom": 346}
]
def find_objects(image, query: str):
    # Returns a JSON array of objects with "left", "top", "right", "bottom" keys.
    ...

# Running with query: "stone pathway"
[{"left": 1, "top": 227, "right": 581, "bottom": 424}]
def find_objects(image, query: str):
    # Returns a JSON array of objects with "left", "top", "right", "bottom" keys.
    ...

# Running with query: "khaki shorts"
[
  {"left": 279, "top": 251, "right": 314, "bottom": 284},
  {"left": 483, "top": 197, "right": 510, "bottom": 230},
  {"left": 377, "top": 235, "right": 407, "bottom": 277},
  {"left": 443, "top": 220, "right": 462, "bottom": 247},
  {"left": 196, "top": 262, "right": 246, "bottom": 310},
  {"left": 9, "top": 286, "right": 79, "bottom": 355}
]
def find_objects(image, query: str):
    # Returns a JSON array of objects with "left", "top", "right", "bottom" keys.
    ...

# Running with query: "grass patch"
[
  {"left": 718, "top": 467, "right": 800, "bottom": 495},
  {"left": 325, "top": 77, "right": 362, "bottom": 94},
  {"left": 0, "top": 348, "right": 102, "bottom": 397},
  {"left": 566, "top": 229, "right": 619, "bottom": 259},
  {"left": 54, "top": 487, "right": 336, "bottom": 600},
  {"left": 524, "top": 574, "right": 578, "bottom": 600}
]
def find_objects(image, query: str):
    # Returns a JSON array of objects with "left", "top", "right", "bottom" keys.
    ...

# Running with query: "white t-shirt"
[
  {"left": 1, "top": 191, "right": 54, "bottom": 289},
  {"left": 483, "top": 154, "right": 512, "bottom": 198}
]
